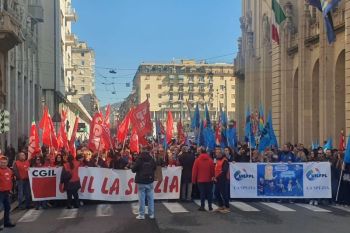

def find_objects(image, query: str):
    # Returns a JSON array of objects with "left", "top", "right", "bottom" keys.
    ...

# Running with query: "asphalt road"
[{"left": 3, "top": 200, "right": 350, "bottom": 233}]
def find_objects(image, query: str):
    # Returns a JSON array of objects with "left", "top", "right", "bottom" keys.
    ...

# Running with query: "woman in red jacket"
[
  {"left": 61, "top": 154, "right": 81, "bottom": 209},
  {"left": 192, "top": 147, "right": 215, "bottom": 211}
]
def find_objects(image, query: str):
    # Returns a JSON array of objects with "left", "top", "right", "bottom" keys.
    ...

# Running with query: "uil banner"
[
  {"left": 29, "top": 167, "right": 182, "bottom": 201},
  {"left": 230, "top": 162, "right": 332, "bottom": 199}
]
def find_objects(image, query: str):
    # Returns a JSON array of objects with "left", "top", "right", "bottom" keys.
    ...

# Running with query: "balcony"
[
  {"left": 65, "top": 7, "right": 77, "bottom": 22},
  {"left": 0, "top": 3, "right": 23, "bottom": 51},
  {"left": 65, "top": 33, "right": 77, "bottom": 46}
]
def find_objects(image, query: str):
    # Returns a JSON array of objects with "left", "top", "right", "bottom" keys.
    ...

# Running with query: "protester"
[
  {"left": 61, "top": 154, "right": 81, "bottom": 209},
  {"left": 13, "top": 152, "right": 31, "bottom": 210},
  {"left": 192, "top": 147, "right": 215, "bottom": 211},
  {"left": 131, "top": 146, "right": 156, "bottom": 220},
  {"left": 32, "top": 155, "right": 48, "bottom": 210},
  {"left": 178, "top": 145, "right": 195, "bottom": 202},
  {"left": 213, "top": 147, "right": 230, "bottom": 213},
  {"left": 0, "top": 156, "right": 16, "bottom": 229}
]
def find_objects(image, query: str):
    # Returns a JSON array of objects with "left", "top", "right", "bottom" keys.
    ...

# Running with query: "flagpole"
[{"left": 336, "top": 161, "right": 345, "bottom": 202}]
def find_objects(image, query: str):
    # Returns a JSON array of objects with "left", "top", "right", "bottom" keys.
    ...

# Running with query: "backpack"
[{"left": 139, "top": 159, "right": 155, "bottom": 182}]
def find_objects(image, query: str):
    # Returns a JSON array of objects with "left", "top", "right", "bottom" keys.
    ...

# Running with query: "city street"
[{"left": 6, "top": 200, "right": 350, "bottom": 233}]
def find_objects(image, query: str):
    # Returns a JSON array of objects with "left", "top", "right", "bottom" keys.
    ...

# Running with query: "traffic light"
[{"left": 0, "top": 110, "right": 10, "bottom": 134}]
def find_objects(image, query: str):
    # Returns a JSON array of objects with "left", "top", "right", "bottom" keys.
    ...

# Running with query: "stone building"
[
  {"left": 235, "top": 0, "right": 348, "bottom": 147},
  {"left": 132, "top": 60, "right": 236, "bottom": 128}
]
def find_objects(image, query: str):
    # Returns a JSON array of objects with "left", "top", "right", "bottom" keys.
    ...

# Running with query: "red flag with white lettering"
[
  {"left": 129, "top": 100, "right": 153, "bottom": 138},
  {"left": 88, "top": 112, "right": 104, "bottom": 152},
  {"left": 57, "top": 110, "right": 69, "bottom": 152},
  {"left": 117, "top": 110, "right": 132, "bottom": 143},
  {"left": 69, "top": 116, "right": 79, "bottom": 157},
  {"left": 28, "top": 121, "right": 40, "bottom": 160}
]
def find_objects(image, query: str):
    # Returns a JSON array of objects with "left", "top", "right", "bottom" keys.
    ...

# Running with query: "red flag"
[
  {"left": 104, "top": 104, "right": 111, "bottom": 129},
  {"left": 215, "top": 119, "right": 222, "bottom": 145},
  {"left": 28, "top": 121, "right": 40, "bottom": 160},
  {"left": 39, "top": 106, "right": 48, "bottom": 129},
  {"left": 69, "top": 116, "right": 79, "bottom": 157},
  {"left": 117, "top": 110, "right": 132, "bottom": 143},
  {"left": 101, "top": 124, "right": 112, "bottom": 151},
  {"left": 272, "top": 24, "right": 280, "bottom": 44},
  {"left": 166, "top": 111, "right": 173, "bottom": 144},
  {"left": 48, "top": 114, "right": 58, "bottom": 149},
  {"left": 41, "top": 108, "right": 58, "bottom": 149},
  {"left": 88, "top": 112, "right": 104, "bottom": 152},
  {"left": 57, "top": 110, "right": 69, "bottom": 151},
  {"left": 129, "top": 100, "right": 153, "bottom": 138},
  {"left": 130, "top": 128, "right": 139, "bottom": 153},
  {"left": 177, "top": 119, "right": 185, "bottom": 144},
  {"left": 339, "top": 130, "right": 345, "bottom": 151}
]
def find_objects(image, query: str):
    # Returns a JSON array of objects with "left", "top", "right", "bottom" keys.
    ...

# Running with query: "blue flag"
[
  {"left": 205, "top": 105, "right": 211, "bottom": 128},
  {"left": 244, "top": 108, "right": 256, "bottom": 148},
  {"left": 191, "top": 103, "right": 200, "bottom": 129},
  {"left": 258, "top": 119, "right": 271, "bottom": 153},
  {"left": 196, "top": 121, "right": 205, "bottom": 147},
  {"left": 324, "top": 137, "right": 333, "bottom": 150},
  {"left": 321, "top": 0, "right": 341, "bottom": 16},
  {"left": 268, "top": 112, "right": 278, "bottom": 149},
  {"left": 344, "top": 135, "right": 350, "bottom": 164},
  {"left": 226, "top": 126, "right": 237, "bottom": 150},
  {"left": 203, "top": 127, "right": 215, "bottom": 152}
]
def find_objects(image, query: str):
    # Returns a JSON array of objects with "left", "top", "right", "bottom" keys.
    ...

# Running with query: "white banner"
[
  {"left": 29, "top": 167, "right": 182, "bottom": 201},
  {"left": 230, "top": 162, "right": 332, "bottom": 199}
]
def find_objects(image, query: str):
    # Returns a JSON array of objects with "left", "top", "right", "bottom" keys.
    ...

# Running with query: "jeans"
[
  {"left": 215, "top": 179, "right": 229, "bottom": 208},
  {"left": 181, "top": 182, "right": 192, "bottom": 200},
  {"left": 137, "top": 183, "right": 154, "bottom": 217},
  {"left": 197, "top": 182, "right": 213, "bottom": 209},
  {"left": 17, "top": 180, "right": 31, "bottom": 208},
  {"left": 0, "top": 191, "right": 11, "bottom": 225},
  {"left": 67, "top": 189, "right": 79, "bottom": 208}
]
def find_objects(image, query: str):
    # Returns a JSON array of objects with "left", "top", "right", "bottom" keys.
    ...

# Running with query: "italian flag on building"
[{"left": 271, "top": 0, "right": 287, "bottom": 44}]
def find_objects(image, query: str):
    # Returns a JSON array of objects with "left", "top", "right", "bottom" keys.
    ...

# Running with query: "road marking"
[
  {"left": 331, "top": 205, "right": 350, "bottom": 213},
  {"left": 193, "top": 200, "right": 218, "bottom": 211},
  {"left": 162, "top": 202, "right": 189, "bottom": 213},
  {"left": 296, "top": 204, "right": 331, "bottom": 212},
  {"left": 230, "top": 201, "right": 260, "bottom": 212},
  {"left": 58, "top": 209, "right": 79, "bottom": 219},
  {"left": 96, "top": 204, "right": 113, "bottom": 217},
  {"left": 18, "top": 209, "right": 43, "bottom": 223},
  {"left": 131, "top": 202, "right": 148, "bottom": 215},
  {"left": 260, "top": 202, "right": 296, "bottom": 212}
]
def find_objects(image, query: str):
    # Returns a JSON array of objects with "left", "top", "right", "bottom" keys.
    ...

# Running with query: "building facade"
[
  {"left": 133, "top": 60, "right": 236, "bottom": 128},
  {"left": 71, "top": 41, "right": 95, "bottom": 98},
  {"left": 235, "top": 0, "right": 348, "bottom": 147},
  {"left": 0, "top": 0, "right": 44, "bottom": 150}
]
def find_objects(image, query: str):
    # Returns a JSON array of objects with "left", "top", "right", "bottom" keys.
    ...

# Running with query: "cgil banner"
[
  {"left": 230, "top": 162, "right": 332, "bottom": 199},
  {"left": 29, "top": 167, "right": 182, "bottom": 201}
]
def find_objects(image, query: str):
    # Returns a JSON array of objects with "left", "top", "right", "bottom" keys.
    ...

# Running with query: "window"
[
  {"left": 220, "top": 76, "right": 224, "bottom": 80},
  {"left": 158, "top": 85, "right": 162, "bottom": 89},
  {"left": 169, "top": 84, "right": 173, "bottom": 91},
  {"left": 231, "top": 103, "right": 235, "bottom": 108},
  {"left": 178, "top": 93, "right": 183, "bottom": 100},
  {"left": 220, "top": 85, "right": 225, "bottom": 91},
  {"left": 200, "top": 93, "right": 205, "bottom": 100},
  {"left": 210, "top": 103, "right": 214, "bottom": 108},
  {"left": 158, "top": 104, "right": 162, "bottom": 108},
  {"left": 220, "top": 94, "right": 224, "bottom": 98},
  {"left": 169, "top": 93, "right": 173, "bottom": 100},
  {"left": 209, "top": 76, "right": 213, "bottom": 83},
  {"left": 189, "top": 84, "right": 194, "bottom": 91},
  {"left": 158, "top": 94, "right": 162, "bottom": 98},
  {"left": 146, "top": 93, "right": 150, "bottom": 99},
  {"left": 145, "top": 76, "right": 150, "bottom": 80},
  {"left": 145, "top": 84, "right": 150, "bottom": 89},
  {"left": 81, "top": 61, "right": 85, "bottom": 66},
  {"left": 178, "top": 75, "right": 184, "bottom": 82},
  {"left": 209, "top": 84, "right": 213, "bottom": 91},
  {"left": 179, "top": 84, "right": 184, "bottom": 92},
  {"left": 81, "top": 87, "right": 85, "bottom": 91},
  {"left": 231, "top": 85, "right": 235, "bottom": 89},
  {"left": 199, "top": 84, "right": 205, "bottom": 92},
  {"left": 170, "top": 104, "right": 173, "bottom": 108},
  {"left": 189, "top": 93, "right": 194, "bottom": 100},
  {"left": 81, "top": 52, "right": 85, "bottom": 57},
  {"left": 188, "top": 76, "right": 194, "bottom": 82},
  {"left": 156, "top": 76, "right": 161, "bottom": 81},
  {"left": 199, "top": 76, "right": 205, "bottom": 82}
]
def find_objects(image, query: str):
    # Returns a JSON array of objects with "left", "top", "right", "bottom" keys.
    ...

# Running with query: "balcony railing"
[
  {"left": 65, "top": 7, "right": 77, "bottom": 22},
  {"left": 65, "top": 33, "right": 77, "bottom": 46}
]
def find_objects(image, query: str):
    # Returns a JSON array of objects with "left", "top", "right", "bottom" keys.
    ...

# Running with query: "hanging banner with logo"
[
  {"left": 230, "top": 162, "right": 331, "bottom": 199},
  {"left": 29, "top": 167, "right": 181, "bottom": 201}
]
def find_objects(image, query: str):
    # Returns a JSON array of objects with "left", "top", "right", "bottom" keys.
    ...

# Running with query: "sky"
[{"left": 73, "top": 0, "right": 242, "bottom": 107}]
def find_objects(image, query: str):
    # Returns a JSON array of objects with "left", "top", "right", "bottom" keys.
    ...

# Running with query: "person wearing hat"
[{"left": 0, "top": 156, "right": 16, "bottom": 229}]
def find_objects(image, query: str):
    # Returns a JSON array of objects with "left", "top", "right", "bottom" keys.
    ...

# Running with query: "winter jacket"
[
  {"left": 192, "top": 153, "right": 215, "bottom": 183},
  {"left": 132, "top": 152, "right": 156, "bottom": 184},
  {"left": 178, "top": 152, "right": 195, "bottom": 183}
]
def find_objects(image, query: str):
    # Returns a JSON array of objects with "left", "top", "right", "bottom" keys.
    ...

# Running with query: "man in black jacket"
[
  {"left": 178, "top": 146, "right": 195, "bottom": 201},
  {"left": 131, "top": 147, "right": 156, "bottom": 220}
]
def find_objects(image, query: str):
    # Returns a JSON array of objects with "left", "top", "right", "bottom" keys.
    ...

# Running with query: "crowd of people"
[{"left": 0, "top": 139, "right": 350, "bottom": 225}]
